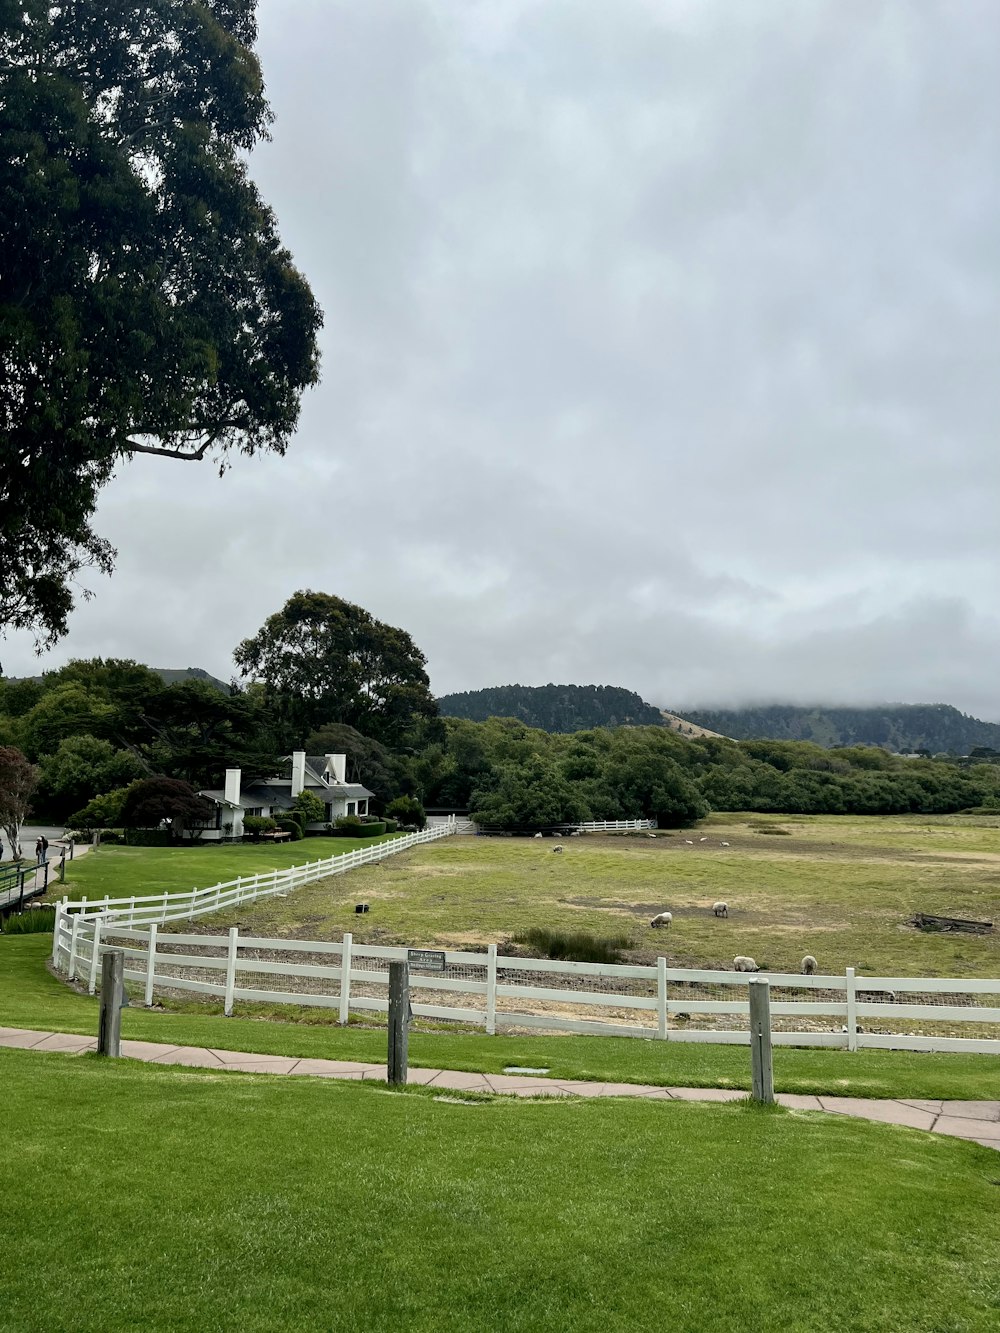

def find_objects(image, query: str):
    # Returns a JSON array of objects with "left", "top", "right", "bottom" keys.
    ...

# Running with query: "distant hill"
[
  {"left": 152, "top": 666, "right": 230, "bottom": 692},
  {"left": 660, "top": 710, "right": 727, "bottom": 740},
  {"left": 680, "top": 703, "right": 1000, "bottom": 755},
  {"left": 437, "top": 684, "right": 664, "bottom": 733}
]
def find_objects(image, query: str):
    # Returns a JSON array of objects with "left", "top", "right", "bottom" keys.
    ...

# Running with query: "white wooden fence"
[
  {"left": 574, "top": 819, "right": 656, "bottom": 832},
  {"left": 52, "top": 820, "right": 456, "bottom": 942},
  {"left": 52, "top": 920, "right": 1000, "bottom": 1056}
]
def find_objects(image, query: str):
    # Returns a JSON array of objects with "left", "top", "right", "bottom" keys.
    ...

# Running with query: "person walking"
[{"left": 35, "top": 838, "right": 44, "bottom": 865}]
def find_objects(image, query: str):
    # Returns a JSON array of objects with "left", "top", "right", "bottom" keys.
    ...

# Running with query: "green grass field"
[
  {"left": 3, "top": 935, "right": 998, "bottom": 1099},
  {"left": 154, "top": 813, "right": 1000, "bottom": 979},
  {"left": 1, "top": 1047, "right": 998, "bottom": 1332},
  {"left": 49, "top": 833, "right": 400, "bottom": 905}
]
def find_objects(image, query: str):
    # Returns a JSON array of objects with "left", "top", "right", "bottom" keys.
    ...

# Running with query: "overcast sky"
[{"left": 7, "top": 0, "right": 1000, "bottom": 716}]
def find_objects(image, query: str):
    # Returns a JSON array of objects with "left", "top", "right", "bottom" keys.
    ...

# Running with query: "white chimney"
[
  {"left": 224, "top": 768, "right": 241, "bottom": 805},
  {"left": 326, "top": 753, "right": 347, "bottom": 784},
  {"left": 291, "top": 750, "right": 306, "bottom": 798}
]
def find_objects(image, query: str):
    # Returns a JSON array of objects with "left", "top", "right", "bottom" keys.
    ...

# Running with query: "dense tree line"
[
  {"left": 682, "top": 703, "right": 1000, "bottom": 755},
  {"left": 438, "top": 684, "right": 664, "bottom": 733}
]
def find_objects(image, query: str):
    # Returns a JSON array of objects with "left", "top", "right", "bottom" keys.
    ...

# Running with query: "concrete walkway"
[{"left": 2, "top": 1026, "right": 998, "bottom": 1149}]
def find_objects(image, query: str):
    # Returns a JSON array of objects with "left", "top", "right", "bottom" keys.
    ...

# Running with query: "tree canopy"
[
  {"left": 234, "top": 591, "right": 438, "bottom": 746},
  {"left": 0, "top": 0, "right": 322, "bottom": 653}
]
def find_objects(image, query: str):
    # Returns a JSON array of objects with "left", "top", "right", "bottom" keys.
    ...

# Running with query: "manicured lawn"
[
  {"left": 180, "top": 815, "right": 1000, "bottom": 978},
  {"left": 3, "top": 936, "right": 998, "bottom": 1100},
  {"left": 1, "top": 1048, "right": 998, "bottom": 1332},
  {"left": 48, "top": 834, "right": 401, "bottom": 906}
]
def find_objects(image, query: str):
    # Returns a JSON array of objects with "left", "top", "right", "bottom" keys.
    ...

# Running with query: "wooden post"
[
  {"left": 51, "top": 902, "right": 63, "bottom": 967},
  {"left": 68, "top": 914, "right": 81, "bottom": 981},
  {"left": 845, "top": 967, "right": 858, "bottom": 1052},
  {"left": 749, "top": 978, "right": 774, "bottom": 1103},
  {"left": 339, "top": 932, "right": 353, "bottom": 1025},
  {"left": 657, "top": 956, "right": 668, "bottom": 1040},
  {"left": 387, "top": 959, "right": 410, "bottom": 1086},
  {"left": 97, "top": 949, "right": 125, "bottom": 1057},
  {"left": 486, "top": 943, "right": 497, "bottom": 1035},
  {"left": 144, "top": 923, "right": 158, "bottom": 1007}
]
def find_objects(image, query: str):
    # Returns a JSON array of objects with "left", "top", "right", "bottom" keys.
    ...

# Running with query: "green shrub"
[
  {"left": 3, "top": 907, "right": 57, "bottom": 934},
  {"left": 385, "top": 796, "right": 426, "bottom": 830},
  {"left": 332, "top": 814, "right": 363, "bottom": 837},
  {"left": 242, "top": 815, "right": 277, "bottom": 840},
  {"left": 276, "top": 818, "right": 303, "bottom": 841},
  {"left": 513, "top": 926, "right": 632, "bottom": 965},
  {"left": 124, "top": 828, "right": 170, "bottom": 847},
  {"left": 285, "top": 810, "right": 306, "bottom": 832},
  {"left": 293, "top": 791, "right": 326, "bottom": 827},
  {"left": 382, "top": 818, "right": 398, "bottom": 833},
  {"left": 358, "top": 821, "right": 386, "bottom": 837}
]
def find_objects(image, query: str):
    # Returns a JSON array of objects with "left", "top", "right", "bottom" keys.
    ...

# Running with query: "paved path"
[{"left": 2, "top": 1026, "right": 998, "bottom": 1149}]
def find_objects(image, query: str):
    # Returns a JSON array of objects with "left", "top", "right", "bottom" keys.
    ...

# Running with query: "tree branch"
[{"left": 123, "top": 439, "right": 213, "bottom": 461}]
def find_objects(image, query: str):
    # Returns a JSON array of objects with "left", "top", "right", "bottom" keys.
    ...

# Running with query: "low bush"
[
  {"left": 124, "top": 829, "right": 170, "bottom": 847},
  {"left": 358, "top": 821, "right": 386, "bottom": 837},
  {"left": 3, "top": 907, "right": 57, "bottom": 934},
  {"left": 513, "top": 926, "right": 633, "bottom": 965},
  {"left": 385, "top": 796, "right": 426, "bottom": 830},
  {"left": 332, "top": 815, "right": 364, "bottom": 837},
  {"left": 276, "top": 818, "right": 303, "bottom": 841},
  {"left": 382, "top": 818, "right": 398, "bottom": 833},
  {"left": 242, "top": 815, "right": 277, "bottom": 841}
]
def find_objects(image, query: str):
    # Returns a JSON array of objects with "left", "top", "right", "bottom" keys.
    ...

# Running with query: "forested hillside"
[
  {"left": 437, "top": 684, "right": 664, "bottom": 731},
  {"left": 681, "top": 703, "right": 1000, "bottom": 755}
]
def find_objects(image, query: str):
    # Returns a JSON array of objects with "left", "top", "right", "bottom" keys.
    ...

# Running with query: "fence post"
[
  {"left": 845, "top": 967, "right": 858, "bottom": 1052},
  {"left": 58, "top": 851, "right": 66, "bottom": 884},
  {"left": 339, "top": 932, "right": 353, "bottom": 1025},
  {"left": 657, "top": 956, "right": 668, "bottom": 1040},
  {"left": 51, "top": 902, "right": 63, "bottom": 966},
  {"left": 486, "top": 943, "right": 497, "bottom": 1034},
  {"left": 749, "top": 978, "right": 774, "bottom": 1103},
  {"left": 97, "top": 949, "right": 125, "bottom": 1057},
  {"left": 128, "top": 896, "right": 136, "bottom": 927},
  {"left": 388, "top": 959, "right": 410, "bottom": 1086},
  {"left": 144, "top": 923, "right": 158, "bottom": 1007},
  {"left": 68, "top": 915, "right": 81, "bottom": 981},
  {"left": 87, "top": 918, "right": 103, "bottom": 995},
  {"left": 224, "top": 926, "right": 239, "bottom": 1016}
]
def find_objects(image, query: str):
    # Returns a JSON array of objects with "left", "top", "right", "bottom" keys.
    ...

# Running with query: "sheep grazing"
[
  {"left": 650, "top": 911, "right": 673, "bottom": 929},
  {"left": 684, "top": 839, "right": 694, "bottom": 845},
  {"left": 801, "top": 955, "right": 817, "bottom": 975},
  {"left": 552, "top": 845, "right": 564, "bottom": 854},
  {"left": 720, "top": 841, "right": 730, "bottom": 847},
  {"left": 732, "top": 955, "right": 759, "bottom": 972},
  {"left": 699, "top": 837, "right": 708, "bottom": 842},
  {"left": 533, "top": 832, "right": 543, "bottom": 839},
  {"left": 712, "top": 901, "right": 728, "bottom": 918}
]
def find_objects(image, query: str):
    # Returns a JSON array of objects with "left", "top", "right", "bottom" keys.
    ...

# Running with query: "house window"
[
  {"left": 347, "top": 802, "right": 356, "bottom": 816},
  {"left": 358, "top": 800, "right": 368, "bottom": 816},
  {"left": 247, "top": 807, "right": 263, "bottom": 817}
]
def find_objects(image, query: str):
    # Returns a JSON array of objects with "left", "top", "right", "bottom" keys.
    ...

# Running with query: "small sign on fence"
[{"left": 406, "top": 948, "right": 446, "bottom": 972}]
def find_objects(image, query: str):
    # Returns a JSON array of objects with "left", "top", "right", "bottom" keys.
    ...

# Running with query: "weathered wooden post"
[
  {"left": 97, "top": 948, "right": 125, "bottom": 1058},
  {"left": 749, "top": 977, "right": 774, "bottom": 1103},
  {"left": 387, "top": 959, "right": 410, "bottom": 1086}
]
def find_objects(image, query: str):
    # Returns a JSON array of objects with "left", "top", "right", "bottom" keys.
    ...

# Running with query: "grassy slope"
[
  {"left": 3, "top": 936, "right": 998, "bottom": 1099},
  {"left": 161, "top": 814, "right": 1000, "bottom": 978},
  {"left": 1, "top": 1048, "right": 998, "bottom": 1333},
  {"left": 48, "top": 834, "right": 401, "bottom": 904}
]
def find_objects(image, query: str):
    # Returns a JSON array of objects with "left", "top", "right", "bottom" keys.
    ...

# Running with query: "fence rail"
[
  {"left": 51, "top": 908, "right": 1000, "bottom": 1055},
  {"left": 574, "top": 819, "right": 656, "bottom": 832}
]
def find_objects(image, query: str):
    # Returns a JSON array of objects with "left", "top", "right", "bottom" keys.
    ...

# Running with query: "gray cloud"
[{"left": 5, "top": 0, "right": 1000, "bottom": 719}]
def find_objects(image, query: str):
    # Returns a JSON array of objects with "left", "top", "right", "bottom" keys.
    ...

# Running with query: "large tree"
[
  {"left": 235, "top": 591, "right": 438, "bottom": 746},
  {"left": 0, "top": 745, "right": 38, "bottom": 858},
  {"left": 0, "top": 1, "right": 322, "bottom": 653}
]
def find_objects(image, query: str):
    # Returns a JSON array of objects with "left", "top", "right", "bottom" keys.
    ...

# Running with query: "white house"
[{"left": 198, "top": 751, "right": 375, "bottom": 840}]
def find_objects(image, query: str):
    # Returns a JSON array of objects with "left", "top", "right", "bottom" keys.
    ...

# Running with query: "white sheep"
[
  {"left": 733, "top": 955, "right": 759, "bottom": 972},
  {"left": 533, "top": 832, "right": 543, "bottom": 839},
  {"left": 712, "top": 901, "right": 728, "bottom": 918},
  {"left": 721, "top": 841, "right": 730, "bottom": 847},
  {"left": 650, "top": 911, "right": 673, "bottom": 929},
  {"left": 699, "top": 837, "right": 708, "bottom": 842},
  {"left": 801, "top": 955, "right": 817, "bottom": 975},
  {"left": 552, "top": 845, "right": 564, "bottom": 854},
  {"left": 684, "top": 839, "right": 694, "bottom": 844}
]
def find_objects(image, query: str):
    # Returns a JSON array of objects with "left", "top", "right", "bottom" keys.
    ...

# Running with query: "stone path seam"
[{"left": 1, "top": 1026, "right": 997, "bottom": 1149}]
